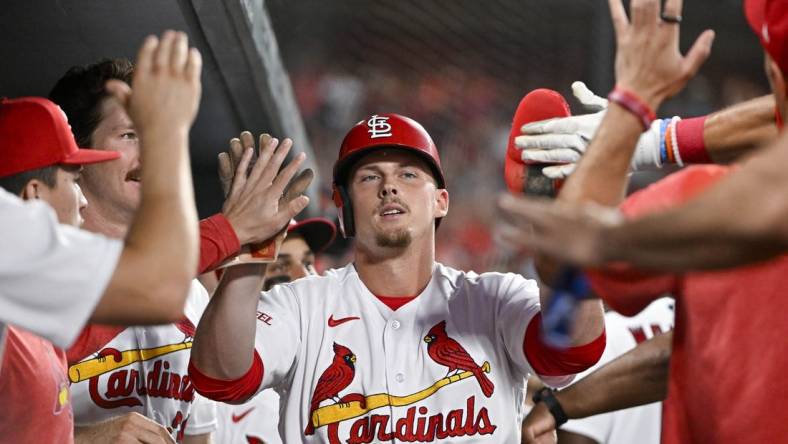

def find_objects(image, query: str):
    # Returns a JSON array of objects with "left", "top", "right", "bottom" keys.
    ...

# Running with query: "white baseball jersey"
[
  {"left": 560, "top": 297, "right": 674, "bottom": 444},
  {"left": 69, "top": 280, "right": 217, "bottom": 441},
  {"left": 248, "top": 262, "right": 572, "bottom": 443},
  {"left": 0, "top": 188, "right": 122, "bottom": 350},
  {"left": 216, "top": 389, "right": 283, "bottom": 444}
]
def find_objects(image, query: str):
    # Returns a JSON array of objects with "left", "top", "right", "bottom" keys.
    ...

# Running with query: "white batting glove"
[{"left": 515, "top": 82, "right": 664, "bottom": 180}]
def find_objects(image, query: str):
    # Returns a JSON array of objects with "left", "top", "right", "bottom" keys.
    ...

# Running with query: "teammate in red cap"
[
  {"left": 189, "top": 113, "right": 606, "bottom": 442},
  {"left": 499, "top": 0, "right": 788, "bottom": 442},
  {"left": 0, "top": 31, "right": 206, "bottom": 444}
]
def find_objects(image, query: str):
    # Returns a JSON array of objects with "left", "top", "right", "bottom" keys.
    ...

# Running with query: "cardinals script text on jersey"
[
  {"left": 248, "top": 263, "right": 568, "bottom": 443},
  {"left": 69, "top": 281, "right": 213, "bottom": 441}
]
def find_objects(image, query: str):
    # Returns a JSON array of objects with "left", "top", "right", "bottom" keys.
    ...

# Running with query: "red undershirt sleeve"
[
  {"left": 198, "top": 214, "right": 241, "bottom": 274},
  {"left": 188, "top": 351, "right": 264, "bottom": 404},
  {"left": 523, "top": 313, "right": 606, "bottom": 377}
]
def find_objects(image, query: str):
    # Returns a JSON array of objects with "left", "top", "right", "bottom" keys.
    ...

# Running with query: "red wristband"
[
  {"left": 607, "top": 86, "right": 656, "bottom": 131},
  {"left": 675, "top": 116, "right": 711, "bottom": 163}
]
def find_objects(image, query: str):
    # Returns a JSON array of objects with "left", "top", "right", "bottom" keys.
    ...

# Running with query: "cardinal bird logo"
[
  {"left": 424, "top": 321, "right": 494, "bottom": 398},
  {"left": 304, "top": 342, "right": 357, "bottom": 435},
  {"left": 175, "top": 317, "right": 196, "bottom": 341}
]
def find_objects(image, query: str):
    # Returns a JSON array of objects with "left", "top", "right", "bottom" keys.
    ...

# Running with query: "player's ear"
[
  {"left": 765, "top": 53, "right": 787, "bottom": 103},
  {"left": 434, "top": 188, "right": 449, "bottom": 218},
  {"left": 21, "top": 179, "right": 43, "bottom": 200}
]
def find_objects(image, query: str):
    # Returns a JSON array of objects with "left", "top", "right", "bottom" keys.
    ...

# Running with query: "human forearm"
[
  {"left": 603, "top": 135, "right": 788, "bottom": 270},
  {"left": 705, "top": 95, "right": 778, "bottom": 163},
  {"left": 192, "top": 264, "right": 264, "bottom": 379},
  {"left": 557, "top": 331, "right": 671, "bottom": 419}
]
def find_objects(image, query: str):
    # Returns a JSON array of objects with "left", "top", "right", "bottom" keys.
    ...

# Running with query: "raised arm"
[
  {"left": 90, "top": 31, "right": 202, "bottom": 325},
  {"left": 191, "top": 134, "right": 308, "bottom": 382}
]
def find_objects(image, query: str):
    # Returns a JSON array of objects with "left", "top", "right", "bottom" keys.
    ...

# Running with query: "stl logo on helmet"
[{"left": 367, "top": 114, "right": 392, "bottom": 139}]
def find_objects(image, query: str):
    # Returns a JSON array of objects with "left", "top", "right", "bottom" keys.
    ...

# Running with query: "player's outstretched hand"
[
  {"left": 610, "top": 0, "right": 714, "bottom": 111},
  {"left": 521, "top": 402, "right": 558, "bottom": 444},
  {"left": 220, "top": 132, "right": 310, "bottom": 246},
  {"left": 74, "top": 412, "right": 175, "bottom": 444},
  {"left": 516, "top": 82, "right": 665, "bottom": 180},
  {"left": 105, "top": 30, "right": 203, "bottom": 138},
  {"left": 496, "top": 193, "right": 623, "bottom": 267}
]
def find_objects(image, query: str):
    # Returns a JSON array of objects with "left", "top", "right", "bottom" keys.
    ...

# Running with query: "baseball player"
[
  {"left": 216, "top": 217, "right": 337, "bottom": 444},
  {"left": 47, "top": 48, "right": 307, "bottom": 443},
  {"left": 0, "top": 32, "right": 207, "bottom": 444},
  {"left": 189, "top": 113, "right": 606, "bottom": 442}
]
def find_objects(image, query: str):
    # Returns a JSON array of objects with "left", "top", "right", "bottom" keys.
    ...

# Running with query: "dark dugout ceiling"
[{"left": 0, "top": 0, "right": 316, "bottom": 217}]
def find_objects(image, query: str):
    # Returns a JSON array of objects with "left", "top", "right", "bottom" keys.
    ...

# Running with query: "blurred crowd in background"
[{"left": 256, "top": 0, "right": 770, "bottom": 273}]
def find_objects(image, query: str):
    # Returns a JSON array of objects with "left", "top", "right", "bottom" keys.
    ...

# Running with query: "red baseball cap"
[
  {"left": 0, "top": 97, "right": 120, "bottom": 178},
  {"left": 745, "top": 0, "right": 788, "bottom": 74},
  {"left": 287, "top": 217, "right": 337, "bottom": 253}
]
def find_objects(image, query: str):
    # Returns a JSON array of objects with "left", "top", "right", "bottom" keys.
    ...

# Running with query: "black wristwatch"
[{"left": 532, "top": 387, "right": 569, "bottom": 427}]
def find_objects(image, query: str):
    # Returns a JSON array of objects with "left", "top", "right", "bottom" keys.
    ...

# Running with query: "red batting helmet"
[{"left": 332, "top": 113, "right": 446, "bottom": 237}]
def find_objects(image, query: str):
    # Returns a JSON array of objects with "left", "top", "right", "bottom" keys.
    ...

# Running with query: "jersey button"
[
  {"left": 391, "top": 320, "right": 401, "bottom": 330},
  {"left": 395, "top": 373, "right": 405, "bottom": 382}
]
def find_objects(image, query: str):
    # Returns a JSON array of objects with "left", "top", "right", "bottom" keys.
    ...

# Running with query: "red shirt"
[
  {"left": 587, "top": 165, "right": 788, "bottom": 443},
  {"left": 0, "top": 326, "right": 73, "bottom": 443}
]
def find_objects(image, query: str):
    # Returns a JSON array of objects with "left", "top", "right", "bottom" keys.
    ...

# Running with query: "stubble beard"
[{"left": 375, "top": 228, "right": 412, "bottom": 248}]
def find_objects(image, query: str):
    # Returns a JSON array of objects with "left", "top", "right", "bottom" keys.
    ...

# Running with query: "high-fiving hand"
[
  {"left": 105, "top": 31, "right": 202, "bottom": 137},
  {"left": 611, "top": 0, "right": 714, "bottom": 111},
  {"left": 220, "top": 132, "right": 311, "bottom": 246}
]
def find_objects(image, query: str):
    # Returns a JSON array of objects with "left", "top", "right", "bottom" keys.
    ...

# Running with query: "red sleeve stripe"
[
  {"left": 523, "top": 313, "right": 606, "bottom": 377},
  {"left": 188, "top": 351, "right": 263, "bottom": 403}
]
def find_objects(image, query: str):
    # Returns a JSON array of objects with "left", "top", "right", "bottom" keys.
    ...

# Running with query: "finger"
[
  {"left": 571, "top": 81, "right": 608, "bottom": 111},
  {"left": 521, "top": 116, "right": 582, "bottom": 135},
  {"left": 520, "top": 148, "right": 581, "bottom": 164},
  {"left": 259, "top": 133, "right": 272, "bottom": 158},
  {"left": 256, "top": 134, "right": 276, "bottom": 171},
  {"left": 170, "top": 31, "right": 188, "bottom": 73},
  {"left": 542, "top": 163, "right": 576, "bottom": 180},
  {"left": 682, "top": 30, "right": 715, "bottom": 80},
  {"left": 258, "top": 138, "right": 293, "bottom": 186},
  {"left": 282, "top": 195, "right": 310, "bottom": 221},
  {"left": 229, "top": 138, "right": 244, "bottom": 172},
  {"left": 104, "top": 80, "right": 132, "bottom": 109},
  {"left": 240, "top": 131, "right": 255, "bottom": 150},
  {"left": 282, "top": 168, "right": 314, "bottom": 202},
  {"left": 228, "top": 147, "right": 254, "bottom": 199},
  {"left": 662, "top": 0, "right": 683, "bottom": 19},
  {"left": 134, "top": 35, "right": 158, "bottom": 77},
  {"left": 184, "top": 47, "right": 203, "bottom": 82},
  {"left": 218, "top": 152, "right": 234, "bottom": 196},
  {"left": 516, "top": 134, "right": 586, "bottom": 153},
  {"left": 630, "top": 0, "right": 659, "bottom": 29},
  {"left": 154, "top": 30, "right": 176, "bottom": 73},
  {"left": 249, "top": 137, "right": 282, "bottom": 186},
  {"left": 497, "top": 194, "right": 556, "bottom": 230},
  {"left": 607, "top": 0, "right": 629, "bottom": 37},
  {"left": 270, "top": 151, "right": 307, "bottom": 198}
]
